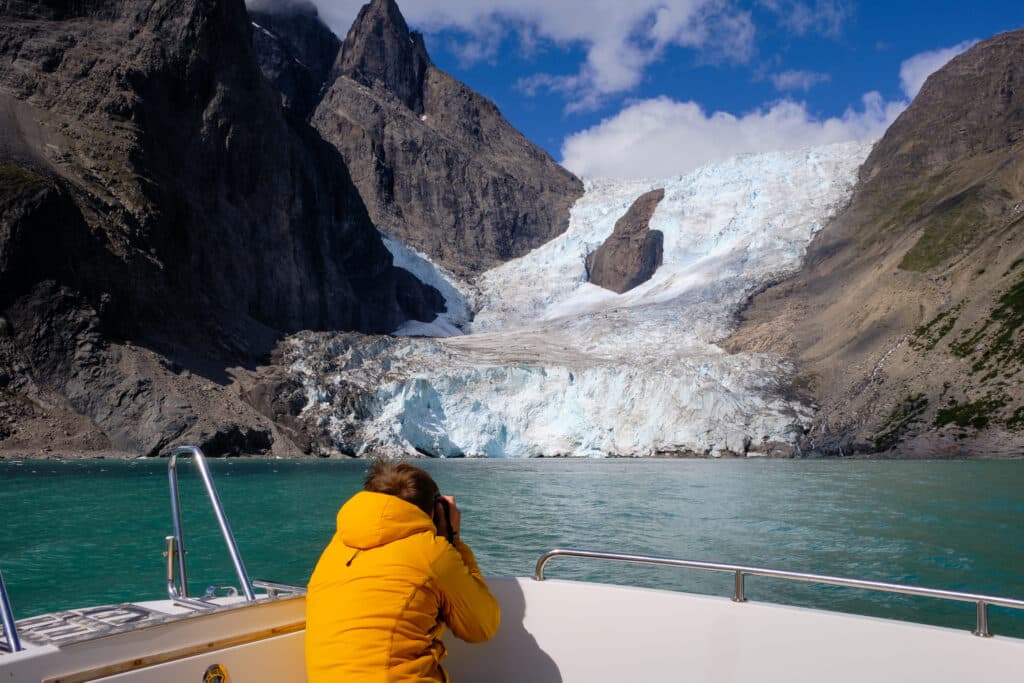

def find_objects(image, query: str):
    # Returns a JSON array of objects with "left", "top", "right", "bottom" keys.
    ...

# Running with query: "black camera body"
[{"left": 433, "top": 496, "right": 455, "bottom": 544}]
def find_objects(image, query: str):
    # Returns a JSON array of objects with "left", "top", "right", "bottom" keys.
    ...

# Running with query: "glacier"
[{"left": 288, "top": 141, "right": 874, "bottom": 457}]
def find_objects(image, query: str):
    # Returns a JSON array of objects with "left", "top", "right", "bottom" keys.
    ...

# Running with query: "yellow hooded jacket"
[{"left": 305, "top": 491, "right": 501, "bottom": 682}]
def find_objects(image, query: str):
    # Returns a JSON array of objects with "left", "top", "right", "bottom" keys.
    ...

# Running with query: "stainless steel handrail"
[
  {"left": 167, "top": 446, "right": 256, "bottom": 604},
  {"left": 0, "top": 568, "right": 22, "bottom": 652},
  {"left": 533, "top": 548, "right": 1024, "bottom": 638},
  {"left": 252, "top": 580, "right": 306, "bottom": 599},
  {"left": 164, "top": 536, "right": 216, "bottom": 611}
]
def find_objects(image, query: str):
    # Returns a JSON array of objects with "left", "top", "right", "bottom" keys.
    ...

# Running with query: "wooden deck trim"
[{"left": 42, "top": 620, "right": 305, "bottom": 683}]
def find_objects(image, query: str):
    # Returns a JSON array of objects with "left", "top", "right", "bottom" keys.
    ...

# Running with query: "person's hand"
[{"left": 435, "top": 495, "right": 461, "bottom": 539}]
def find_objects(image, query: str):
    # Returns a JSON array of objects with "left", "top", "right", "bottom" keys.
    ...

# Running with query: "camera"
[{"left": 433, "top": 495, "right": 455, "bottom": 544}]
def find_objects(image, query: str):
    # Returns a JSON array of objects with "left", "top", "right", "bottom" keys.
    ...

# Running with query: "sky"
[{"left": 297, "top": 1, "right": 1023, "bottom": 179}]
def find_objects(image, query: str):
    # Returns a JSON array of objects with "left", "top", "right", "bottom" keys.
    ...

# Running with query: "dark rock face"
[
  {"left": 726, "top": 29, "right": 1024, "bottom": 457},
  {"left": 863, "top": 32, "right": 1024, "bottom": 188},
  {"left": 243, "top": 369, "right": 314, "bottom": 454},
  {"left": 0, "top": 166, "right": 83, "bottom": 305},
  {"left": 310, "top": 0, "right": 584, "bottom": 276},
  {"left": 587, "top": 189, "right": 665, "bottom": 293},
  {"left": 249, "top": 1, "right": 341, "bottom": 118},
  {"left": 0, "top": 0, "right": 445, "bottom": 456},
  {"left": 337, "top": 0, "right": 430, "bottom": 115},
  {"left": 0, "top": 0, "right": 442, "bottom": 336},
  {"left": 0, "top": 281, "right": 278, "bottom": 457},
  {"left": 844, "top": 30, "right": 1024, "bottom": 274}
]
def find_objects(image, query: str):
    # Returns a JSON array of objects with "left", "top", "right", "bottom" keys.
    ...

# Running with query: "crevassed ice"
[{"left": 296, "top": 141, "right": 873, "bottom": 457}]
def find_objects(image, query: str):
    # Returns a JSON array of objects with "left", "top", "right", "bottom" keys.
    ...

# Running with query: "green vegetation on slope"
[
  {"left": 873, "top": 394, "right": 929, "bottom": 450},
  {"left": 910, "top": 302, "right": 964, "bottom": 352},
  {"left": 950, "top": 270, "right": 1024, "bottom": 375},
  {"left": 899, "top": 201, "right": 987, "bottom": 272},
  {"left": 906, "top": 268, "right": 1024, "bottom": 434},
  {"left": 935, "top": 396, "right": 1007, "bottom": 430},
  {"left": 1006, "top": 406, "right": 1024, "bottom": 431}
]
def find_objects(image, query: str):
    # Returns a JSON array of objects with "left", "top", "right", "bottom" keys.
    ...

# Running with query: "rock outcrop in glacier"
[
  {"left": 288, "top": 141, "right": 874, "bottom": 457},
  {"left": 586, "top": 188, "right": 665, "bottom": 294}
]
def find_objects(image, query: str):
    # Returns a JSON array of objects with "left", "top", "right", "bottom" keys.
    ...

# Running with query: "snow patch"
[{"left": 380, "top": 231, "right": 475, "bottom": 337}]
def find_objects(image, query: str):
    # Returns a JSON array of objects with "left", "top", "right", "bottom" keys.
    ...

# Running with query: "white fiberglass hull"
[
  {"left": 449, "top": 578, "right": 1024, "bottom": 682},
  {"left": 3, "top": 578, "right": 1022, "bottom": 682}
]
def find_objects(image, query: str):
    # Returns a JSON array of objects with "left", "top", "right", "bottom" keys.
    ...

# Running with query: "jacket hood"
[{"left": 337, "top": 491, "right": 436, "bottom": 549}]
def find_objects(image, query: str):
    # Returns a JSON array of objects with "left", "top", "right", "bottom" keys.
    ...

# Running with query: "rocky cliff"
[
  {"left": 308, "top": 0, "right": 585, "bottom": 277},
  {"left": 0, "top": 0, "right": 443, "bottom": 457},
  {"left": 586, "top": 189, "right": 665, "bottom": 293},
  {"left": 248, "top": 0, "right": 340, "bottom": 118},
  {"left": 725, "top": 29, "right": 1024, "bottom": 457}
]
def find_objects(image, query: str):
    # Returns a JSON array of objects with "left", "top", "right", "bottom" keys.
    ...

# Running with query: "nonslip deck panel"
[{"left": 3, "top": 605, "right": 172, "bottom": 650}]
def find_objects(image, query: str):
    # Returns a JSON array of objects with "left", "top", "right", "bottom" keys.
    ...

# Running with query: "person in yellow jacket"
[{"left": 306, "top": 459, "right": 501, "bottom": 682}]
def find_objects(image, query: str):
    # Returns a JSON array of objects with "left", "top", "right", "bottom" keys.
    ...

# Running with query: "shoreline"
[{"left": 2, "top": 449, "right": 1021, "bottom": 461}]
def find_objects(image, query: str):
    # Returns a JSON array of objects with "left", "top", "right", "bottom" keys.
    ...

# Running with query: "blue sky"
[{"left": 305, "top": 1, "right": 1023, "bottom": 178}]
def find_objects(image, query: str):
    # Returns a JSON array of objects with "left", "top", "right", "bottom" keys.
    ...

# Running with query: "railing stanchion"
[
  {"left": 0, "top": 568, "right": 22, "bottom": 653},
  {"left": 167, "top": 446, "right": 256, "bottom": 606},
  {"left": 733, "top": 571, "right": 747, "bottom": 603},
  {"left": 973, "top": 601, "right": 991, "bottom": 638}
]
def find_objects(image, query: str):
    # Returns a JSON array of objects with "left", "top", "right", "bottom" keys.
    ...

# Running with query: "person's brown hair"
[{"left": 363, "top": 459, "right": 440, "bottom": 516}]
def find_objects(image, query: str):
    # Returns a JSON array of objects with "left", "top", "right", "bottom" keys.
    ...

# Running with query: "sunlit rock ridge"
[{"left": 286, "top": 141, "right": 874, "bottom": 458}]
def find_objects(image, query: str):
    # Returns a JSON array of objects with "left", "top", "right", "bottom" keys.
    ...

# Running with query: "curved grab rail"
[
  {"left": 0, "top": 568, "right": 22, "bottom": 652},
  {"left": 168, "top": 446, "right": 256, "bottom": 603},
  {"left": 533, "top": 548, "right": 1024, "bottom": 638}
]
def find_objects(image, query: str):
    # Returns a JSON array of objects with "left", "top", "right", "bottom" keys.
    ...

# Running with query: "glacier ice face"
[{"left": 289, "top": 141, "right": 874, "bottom": 457}]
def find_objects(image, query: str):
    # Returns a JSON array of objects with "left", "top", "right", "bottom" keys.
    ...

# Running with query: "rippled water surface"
[{"left": 1, "top": 459, "right": 1022, "bottom": 637}]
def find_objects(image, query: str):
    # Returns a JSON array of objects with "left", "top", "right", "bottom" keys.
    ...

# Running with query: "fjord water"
[{"left": 1, "top": 459, "right": 1022, "bottom": 638}]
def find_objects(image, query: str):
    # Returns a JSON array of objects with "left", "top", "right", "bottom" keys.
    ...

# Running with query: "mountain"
[
  {"left": 4, "top": 2, "right": 1017, "bottom": 461},
  {"left": 0, "top": 0, "right": 443, "bottom": 457},
  {"left": 307, "top": 0, "right": 585, "bottom": 277},
  {"left": 248, "top": 0, "right": 340, "bottom": 118},
  {"left": 725, "top": 29, "right": 1024, "bottom": 457}
]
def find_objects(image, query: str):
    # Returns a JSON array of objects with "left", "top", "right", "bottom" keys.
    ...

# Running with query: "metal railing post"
[
  {"left": 973, "top": 601, "right": 991, "bottom": 638},
  {"left": 733, "top": 571, "right": 747, "bottom": 603},
  {"left": 168, "top": 446, "right": 256, "bottom": 603},
  {"left": 0, "top": 568, "right": 22, "bottom": 652},
  {"left": 167, "top": 464, "right": 190, "bottom": 599}
]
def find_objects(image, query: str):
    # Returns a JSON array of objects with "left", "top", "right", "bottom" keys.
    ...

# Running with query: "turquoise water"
[{"left": 1, "top": 459, "right": 1022, "bottom": 638}]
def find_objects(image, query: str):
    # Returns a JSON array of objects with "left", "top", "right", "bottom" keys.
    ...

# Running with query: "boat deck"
[{"left": 3, "top": 580, "right": 1024, "bottom": 682}]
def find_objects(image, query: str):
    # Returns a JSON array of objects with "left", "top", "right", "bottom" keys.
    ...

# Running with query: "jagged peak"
[
  {"left": 337, "top": 0, "right": 431, "bottom": 114},
  {"left": 365, "top": 0, "right": 407, "bottom": 26}
]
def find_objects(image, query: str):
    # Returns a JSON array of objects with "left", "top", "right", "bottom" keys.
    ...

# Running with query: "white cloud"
[
  {"left": 560, "top": 35, "right": 987, "bottom": 179},
  {"left": 758, "top": 0, "right": 852, "bottom": 37},
  {"left": 258, "top": 2, "right": 980, "bottom": 183},
  {"left": 302, "top": 0, "right": 756, "bottom": 111},
  {"left": 899, "top": 39, "right": 979, "bottom": 99},
  {"left": 560, "top": 93, "right": 905, "bottom": 179},
  {"left": 770, "top": 69, "right": 830, "bottom": 91}
]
